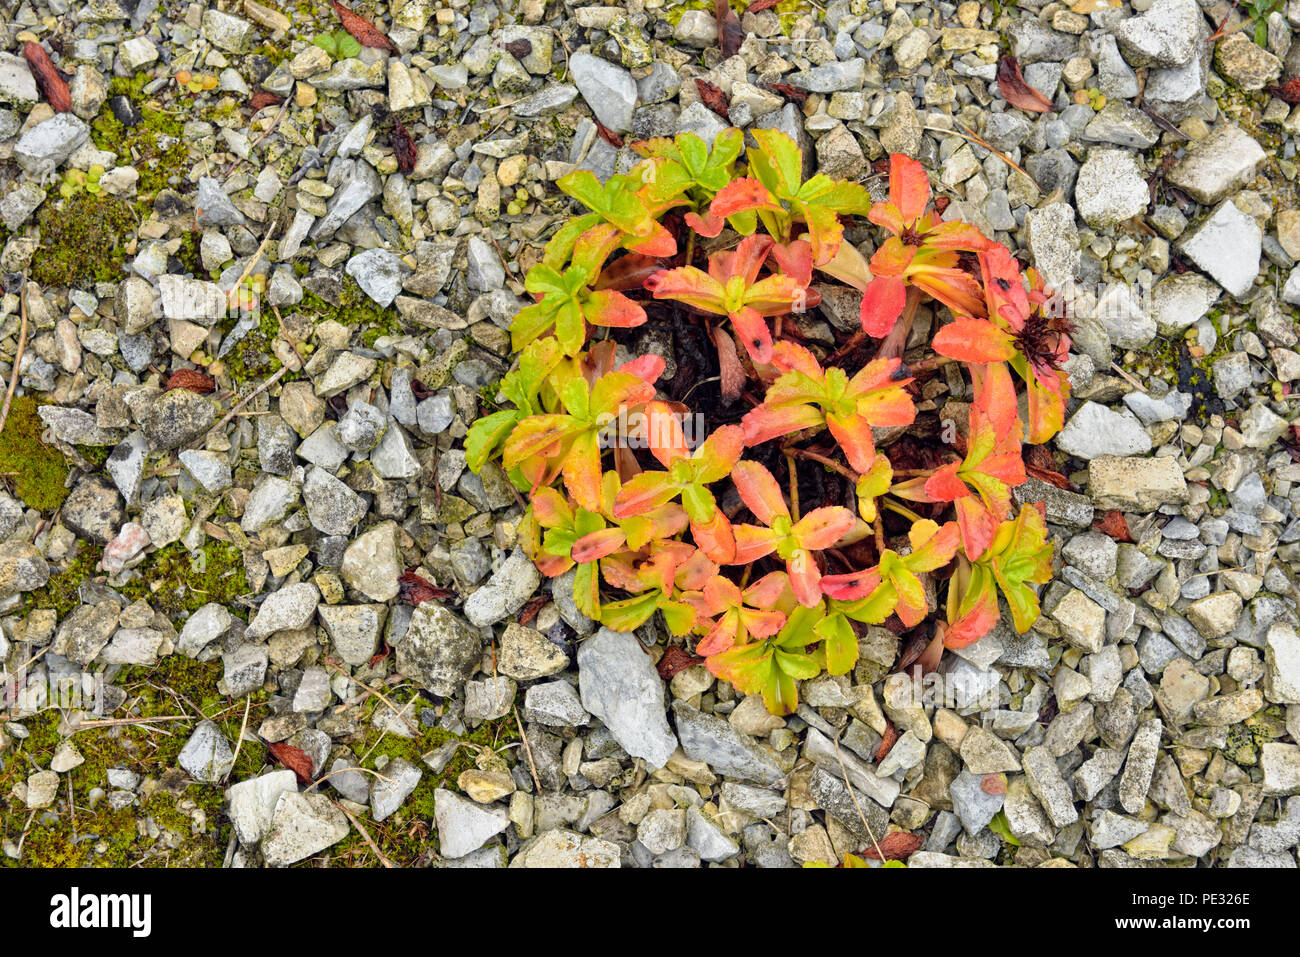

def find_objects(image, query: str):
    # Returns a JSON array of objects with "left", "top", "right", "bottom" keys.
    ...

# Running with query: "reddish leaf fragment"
[
  {"left": 712, "top": 325, "right": 746, "bottom": 404},
  {"left": 410, "top": 377, "right": 433, "bottom": 400},
  {"left": 1026, "top": 463, "right": 1072, "bottom": 491},
  {"left": 875, "top": 720, "right": 898, "bottom": 762},
  {"left": 391, "top": 120, "right": 416, "bottom": 174},
  {"left": 398, "top": 570, "right": 454, "bottom": 606},
  {"left": 518, "top": 594, "right": 548, "bottom": 627},
  {"left": 331, "top": 0, "right": 397, "bottom": 53},
  {"left": 594, "top": 120, "right": 624, "bottom": 149},
  {"left": 980, "top": 773, "right": 1007, "bottom": 796},
  {"left": 932, "top": 195, "right": 950, "bottom": 215},
  {"left": 165, "top": 369, "right": 217, "bottom": 394},
  {"left": 764, "top": 82, "right": 808, "bottom": 104},
  {"left": 658, "top": 644, "right": 705, "bottom": 680},
  {"left": 369, "top": 642, "right": 392, "bottom": 667},
  {"left": 862, "top": 831, "right": 924, "bottom": 861},
  {"left": 21, "top": 42, "right": 71, "bottom": 113},
  {"left": 1094, "top": 509, "right": 1134, "bottom": 543},
  {"left": 695, "top": 79, "right": 730, "bottom": 119},
  {"left": 504, "top": 38, "right": 533, "bottom": 60},
  {"left": 248, "top": 91, "right": 283, "bottom": 112},
  {"left": 996, "top": 54, "right": 1054, "bottom": 114},
  {"left": 268, "top": 742, "right": 315, "bottom": 784},
  {"left": 747, "top": 0, "right": 779, "bottom": 10},
  {"left": 1267, "top": 77, "right": 1300, "bottom": 104},
  {"left": 715, "top": 0, "right": 744, "bottom": 57}
]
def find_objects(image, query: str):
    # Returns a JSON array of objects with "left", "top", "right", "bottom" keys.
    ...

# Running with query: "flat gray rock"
[{"left": 577, "top": 628, "right": 677, "bottom": 769}]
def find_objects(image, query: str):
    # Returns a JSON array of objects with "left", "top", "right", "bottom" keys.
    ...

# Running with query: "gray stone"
[
  {"left": 317, "top": 604, "right": 386, "bottom": 667},
  {"left": 463, "top": 548, "right": 541, "bottom": 627},
  {"left": 370, "top": 757, "right": 422, "bottom": 822},
  {"left": 1166, "top": 123, "right": 1266, "bottom": 204},
  {"left": 178, "top": 720, "right": 232, "bottom": 783},
  {"left": 1057, "top": 402, "right": 1152, "bottom": 459},
  {"left": 569, "top": 52, "right": 636, "bottom": 132},
  {"left": 262, "top": 792, "right": 350, "bottom": 866},
  {"left": 396, "top": 601, "right": 482, "bottom": 696},
  {"left": 247, "top": 583, "right": 321, "bottom": 639},
  {"left": 1179, "top": 199, "right": 1262, "bottom": 299},
  {"left": 578, "top": 628, "right": 677, "bottom": 769},
  {"left": 1075, "top": 149, "right": 1150, "bottom": 228},
  {"left": 434, "top": 788, "right": 510, "bottom": 858},
  {"left": 673, "top": 700, "right": 783, "bottom": 785},
  {"left": 226, "top": 770, "right": 297, "bottom": 846}
]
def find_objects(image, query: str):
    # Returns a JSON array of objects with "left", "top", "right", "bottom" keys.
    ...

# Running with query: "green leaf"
[
  {"left": 336, "top": 30, "right": 361, "bottom": 58},
  {"left": 988, "top": 810, "right": 1021, "bottom": 846},
  {"left": 313, "top": 33, "right": 338, "bottom": 57},
  {"left": 465, "top": 410, "right": 519, "bottom": 472},
  {"left": 817, "top": 611, "right": 859, "bottom": 676}
]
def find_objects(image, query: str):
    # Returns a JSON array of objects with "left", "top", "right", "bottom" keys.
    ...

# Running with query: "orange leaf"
[
  {"left": 1093, "top": 509, "right": 1133, "bottom": 543},
  {"left": 875, "top": 720, "right": 898, "bottom": 762},
  {"left": 695, "top": 78, "right": 730, "bottom": 119}
]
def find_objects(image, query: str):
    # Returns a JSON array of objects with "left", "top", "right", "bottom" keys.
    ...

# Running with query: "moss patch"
[
  {"left": 0, "top": 394, "right": 70, "bottom": 512},
  {"left": 32, "top": 193, "right": 136, "bottom": 289},
  {"left": 91, "top": 81, "right": 191, "bottom": 202},
  {"left": 0, "top": 657, "right": 257, "bottom": 868},
  {"left": 117, "top": 541, "right": 251, "bottom": 619},
  {"left": 306, "top": 692, "right": 521, "bottom": 867}
]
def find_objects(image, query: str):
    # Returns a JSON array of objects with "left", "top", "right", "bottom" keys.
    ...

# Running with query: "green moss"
[
  {"left": 299, "top": 276, "right": 403, "bottom": 348},
  {"left": 303, "top": 694, "right": 521, "bottom": 866},
  {"left": 31, "top": 192, "right": 135, "bottom": 289},
  {"left": 0, "top": 661, "right": 246, "bottom": 867},
  {"left": 0, "top": 395, "right": 70, "bottom": 512},
  {"left": 117, "top": 541, "right": 250, "bottom": 619},
  {"left": 221, "top": 307, "right": 285, "bottom": 385},
  {"left": 91, "top": 87, "right": 191, "bottom": 202},
  {"left": 24, "top": 543, "right": 104, "bottom": 617}
]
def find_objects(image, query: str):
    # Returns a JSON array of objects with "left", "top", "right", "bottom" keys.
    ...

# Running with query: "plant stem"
[
  {"left": 785, "top": 451, "right": 800, "bottom": 521},
  {"left": 881, "top": 497, "right": 925, "bottom": 523},
  {"left": 789, "top": 447, "right": 859, "bottom": 482},
  {"left": 907, "top": 355, "right": 956, "bottom": 375}
]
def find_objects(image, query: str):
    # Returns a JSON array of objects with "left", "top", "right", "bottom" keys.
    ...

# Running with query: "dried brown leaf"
[
  {"left": 875, "top": 720, "right": 898, "bottom": 763},
  {"left": 248, "top": 91, "right": 283, "bottom": 112},
  {"left": 331, "top": 0, "right": 397, "bottom": 53},
  {"left": 862, "top": 831, "right": 924, "bottom": 861},
  {"left": 165, "top": 369, "right": 217, "bottom": 394},
  {"left": 1268, "top": 77, "right": 1300, "bottom": 104},
  {"left": 268, "top": 742, "right": 315, "bottom": 784},
  {"left": 712, "top": 325, "right": 746, "bottom": 404},
  {"left": 695, "top": 79, "right": 730, "bottom": 120},
  {"left": 715, "top": 0, "right": 744, "bottom": 57},
  {"left": 658, "top": 644, "right": 705, "bottom": 680},
  {"left": 391, "top": 119, "right": 416, "bottom": 174},
  {"left": 765, "top": 82, "right": 808, "bottom": 104},
  {"left": 594, "top": 120, "right": 624, "bottom": 149},
  {"left": 22, "top": 41, "right": 71, "bottom": 113},
  {"left": 996, "top": 54, "right": 1055, "bottom": 113},
  {"left": 747, "top": 0, "right": 779, "bottom": 10},
  {"left": 1093, "top": 509, "right": 1134, "bottom": 543},
  {"left": 398, "top": 570, "right": 454, "bottom": 606}
]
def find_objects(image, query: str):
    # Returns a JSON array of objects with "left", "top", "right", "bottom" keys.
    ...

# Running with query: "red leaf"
[
  {"left": 331, "top": 0, "right": 396, "bottom": 53},
  {"left": 1093, "top": 509, "right": 1133, "bottom": 543},
  {"left": 658, "top": 644, "right": 705, "bottom": 680},
  {"left": 695, "top": 79, "right": 730, "bottom": 120},
  {"left": 21, "top": 42, "right": 71, "bottom": 113},
  {"left": 1025, "top": 464, "right": 1072, "bottom": 491},
  {"left": 268, "top": 742, "right": 315, "bottom": 784},
  {"left": 715, "top": 0, "right": 744, "bottom": 57},
  {"left": 391, "top": 120, "right": 416, "bottom": 174},
  {"left": 862, "top": 831, "right": 924, "bottom": 861},
  {"left": 248, "top": 91, "right": 283, "bottom": 112},
  {"left": 518, "top": 594, "right": 548, "bottom": 627},
  {"left": 747, "top": 0, "right": 779, "bottom": 10},
  {"left": 165, "top": 369, "right": 216, "bottom": 394},
  {"left": 1267, "top": 77, "right": 1300, "bottom": 104},
  {"left": 398, "top": 570, "right": 454, "bottom": 606},
  {"left": 765, "top": 82, "right": 808, "bottom": 104},
  {"left": 503, "top": 38, "right": 533, "bottom": 60},
  {"left": 368, "top": 642, "right": 392, "bottom": 667},
  {"left": 712, "top": 325, "right": 746, "bottom": 404},
  {"left": 980, "top": 773, "right": 1007, "bottom": 796},
  {"left": 594, "top": 120, "right": 624, "bottom": 149},
  {"left": 996, "top": 54, "right": 1054, "bottom": 114},
  {"left": 875, "top": 720, "right": 898, "bottom": 762}
]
